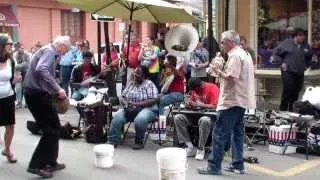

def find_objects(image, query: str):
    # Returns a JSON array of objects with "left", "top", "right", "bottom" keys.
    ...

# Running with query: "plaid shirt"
[
  {"left": 189, "top": 48, "right": 209, "bottom": 64},
  {"left": 122, "top": 80, "right": 158, "bottom": 102}
]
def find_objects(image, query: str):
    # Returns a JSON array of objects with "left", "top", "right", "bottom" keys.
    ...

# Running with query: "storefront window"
[
  {"left": 311, "top": 0, "right": 320, "bottom": 69},
  {"left": 257, "top": 0, "right": 309, "bottom": 69},
  {"left": 61, "top": 10, "right": 84, "bottom": 42}
]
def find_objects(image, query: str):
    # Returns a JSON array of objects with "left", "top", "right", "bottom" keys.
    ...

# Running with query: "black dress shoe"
[
  {"left": 132, "top": 143, "right": 144, "bottom": 150},
  {"left": 45, "top": 163, "right": 66, "bottom": 172},
  {"left": 27, "top": 168, "right": 53, "bottom": 178}
]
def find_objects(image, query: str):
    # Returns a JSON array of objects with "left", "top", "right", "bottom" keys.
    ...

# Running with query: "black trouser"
[
  {"left": 280, "top": 71, "right": 304, "bottom": 112},
  {"left": 24, "top": 90, "right": 61, "bottom": 169},
  {"left": 149, "top": 72, "right": 160, "bottom": 92}
]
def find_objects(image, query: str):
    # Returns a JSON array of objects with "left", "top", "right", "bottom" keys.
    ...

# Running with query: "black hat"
[
  {"left": 164, "top": 54, "right": 177, "bottom": 67},
  {"left": 188, "top": 78, "right": 202, "bottom": 90}
]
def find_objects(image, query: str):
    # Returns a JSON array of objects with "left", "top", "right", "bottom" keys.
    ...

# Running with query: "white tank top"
[{"left": 0, "top": 61, "right": 14, "bottom": 99}]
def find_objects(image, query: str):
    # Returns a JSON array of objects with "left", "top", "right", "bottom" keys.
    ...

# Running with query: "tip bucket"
[
  {"left": 156, "top": 147, "right": 187, "bottom": 180},
  {"left": 93, "top": 144, "right": 114, "bottom": 168}
]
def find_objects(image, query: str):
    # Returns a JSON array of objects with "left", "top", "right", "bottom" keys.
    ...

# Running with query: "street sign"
[{"left": 91, "top": 13, "right": 115, "bottom": 22}]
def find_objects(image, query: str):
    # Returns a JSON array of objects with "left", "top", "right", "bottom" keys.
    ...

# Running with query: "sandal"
[{"left": 2, "top": 150, "right": 17, "bottom": 163}]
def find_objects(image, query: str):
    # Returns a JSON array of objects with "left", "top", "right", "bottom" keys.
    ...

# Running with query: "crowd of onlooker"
[{"left": 9, "top": 28, "right": 258, "bottom": 158}]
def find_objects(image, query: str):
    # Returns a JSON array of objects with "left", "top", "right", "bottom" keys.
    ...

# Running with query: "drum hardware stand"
[{"left": 245, "top": 89, "right": 270, "bottom": 149}]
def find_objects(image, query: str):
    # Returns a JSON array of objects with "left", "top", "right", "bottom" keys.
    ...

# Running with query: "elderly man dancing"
[{"left": 24, "top": 36, "right": 71, "bottom": 178}]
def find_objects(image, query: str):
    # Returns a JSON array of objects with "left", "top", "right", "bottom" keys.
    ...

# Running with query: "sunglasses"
[
  {"left": 6, "top": 42, "right": 13, "bottom": 46},
  {"left": 221, "top": 39, "right": 229, "bottom": 44}
]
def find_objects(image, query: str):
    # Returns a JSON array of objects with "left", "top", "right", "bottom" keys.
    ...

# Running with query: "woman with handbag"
[
  {"left": 107, "top": 65, "right": 159, "bottom": 150},
  {"left": 0, "top": 33, "right": 19, "bottom": 164}
]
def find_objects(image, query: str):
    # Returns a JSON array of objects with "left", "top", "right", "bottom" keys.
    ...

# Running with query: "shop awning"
[{"left": 0, "top": 5, "right": 19, "bottom": 27}]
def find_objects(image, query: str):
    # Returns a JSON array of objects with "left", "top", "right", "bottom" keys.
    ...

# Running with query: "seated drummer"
[
  {"left": 70, "top": 51, "right": 100, "bottom": 100},
  {"left": 174, "top": 78, "right": 219, "bottom": 160},
  {"left": 107, "top": 65, "right": 159, "bottom": 150}
]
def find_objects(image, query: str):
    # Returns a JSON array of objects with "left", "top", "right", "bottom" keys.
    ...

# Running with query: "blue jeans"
[
  {"left": 15, "top": 81, "right": 24, "bottom": 104},
  {"left": 108, "top": 105, "right": 158, "bottom": 144},
  {"left": 208, "top": 106, "right": 245, "bottom": 171},
  {"left": 158, "top": 92, "right": 184, "bottom": 115},
  {"left": 60, "top": 65, "right": 73, "bottom": 96}
]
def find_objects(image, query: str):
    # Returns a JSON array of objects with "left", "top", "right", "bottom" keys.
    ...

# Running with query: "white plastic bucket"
[
  {"left": 156, "top": 147, "right": 187, "bottom": 180},
  {"left": 93, "top": 144, "right": 114, "bottom": 168}
]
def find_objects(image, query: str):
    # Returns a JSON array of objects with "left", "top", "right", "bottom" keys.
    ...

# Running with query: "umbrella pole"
[
  {"left": 97, "top": 21, "right": 102, "bottom": 68},
  {"left": 124, "top": 2, "right": 134, "bottom": 87},
  {"left": 104, "top": 21, "right": 117, "bottom": 98},
  {"left": 104, "top": 22, "right": 111, "bottom": 65},
  {"left": 207, "top": 0, "right": 214, "bottom": 60}
]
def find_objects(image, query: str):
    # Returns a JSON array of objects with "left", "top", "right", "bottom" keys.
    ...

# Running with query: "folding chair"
[
  {"left": 166, "top": 101, "right": 183, "bottom": 131},
  {"left": 121, "top": 117, "right": 162, "bottom": 145}
]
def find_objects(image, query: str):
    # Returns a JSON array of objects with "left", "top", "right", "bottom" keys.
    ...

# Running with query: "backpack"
[
  {"left": 85, "top": 124, "right": 107, "bottom": 143},
  {"left": 293, "top": 101, "right": 320, "bottom": 119},
  {"left": 83, "top": 106, "right": 108, "bottom": 143},
  {"left": 60, "top": 122, "right": 81, "bottom": 139},
  {"left": 26, "top": 120, "right": 81, "bottom": 139}
]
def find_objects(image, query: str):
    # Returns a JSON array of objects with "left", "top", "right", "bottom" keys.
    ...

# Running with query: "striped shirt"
[{"left": 122, "top": 79, "right": 158, "bottom": 102}]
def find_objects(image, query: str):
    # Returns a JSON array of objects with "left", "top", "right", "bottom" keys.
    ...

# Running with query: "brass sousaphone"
[{"left": 165, "top": 24, "right": 199, "bottom": 57}]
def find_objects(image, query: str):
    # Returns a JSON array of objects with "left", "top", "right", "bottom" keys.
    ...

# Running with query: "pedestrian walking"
[
  {"left": 13, "top": 42, "right": 30, "bottom": 108},
  {"left": 0, "top": 33, "right": 19, "bottom": 164}
]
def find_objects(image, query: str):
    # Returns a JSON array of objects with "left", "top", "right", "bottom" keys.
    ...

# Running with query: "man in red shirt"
[
  {"left": 121, "top": 34, "right": 141, "bottom": 85},
  {"left": 174, "top": 78, "right": 219, "bottom": 160}
]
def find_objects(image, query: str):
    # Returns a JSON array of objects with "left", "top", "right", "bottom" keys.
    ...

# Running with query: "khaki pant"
[{"left": 174, "top": 114, "right": 213, "bottom": 148}]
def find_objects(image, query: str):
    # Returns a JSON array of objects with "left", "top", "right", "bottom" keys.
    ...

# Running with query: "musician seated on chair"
[
  {"left": 174, "top": 78, "right": 219, "bottom": 160},
  {"left": 158, "top": 54, "right": 185, "bottom": 116},
  {"left": 107, "top": 65, "right": 159, "bottom": 150},
  {"left": 70, "top": 51, "right": 100, "bottom": 101}
]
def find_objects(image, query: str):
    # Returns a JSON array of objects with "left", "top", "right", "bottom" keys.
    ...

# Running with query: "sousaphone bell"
[{"left": 165, "top": 25, "right": 199, "bottom": 57}]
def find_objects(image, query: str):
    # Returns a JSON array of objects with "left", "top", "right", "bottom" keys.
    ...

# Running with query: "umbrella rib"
[
  {"left": 133, "top": 4, "right": 146, "bottom": 11},
  {"left": 94, "top": 0, "right": 122, "bottom": 13},
  {"left": 119, "top": 1, "right": 131, "bottom": 10}
]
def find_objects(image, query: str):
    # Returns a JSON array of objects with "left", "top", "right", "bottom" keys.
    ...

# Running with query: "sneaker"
[
  {"left": 223, "top": 164, "right": 245, "bottom": 174},
  {"left": 186, "top": 146, "right": 196, "bottom": 157},
  {"left": 197, "top": 166, "right": 222, "bottom": 175},
  {"left": 195, "top": 149, "right": 205, "bottom": 160}
]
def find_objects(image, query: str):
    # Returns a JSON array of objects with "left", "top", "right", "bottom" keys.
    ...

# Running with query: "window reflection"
[{"left": 257, "top": 0, "right": 309, "bottom": 69}]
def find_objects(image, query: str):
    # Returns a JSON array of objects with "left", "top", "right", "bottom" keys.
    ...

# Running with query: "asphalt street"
[{"left": 0, "top": 108, "right": 319, "bottom": 180}]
